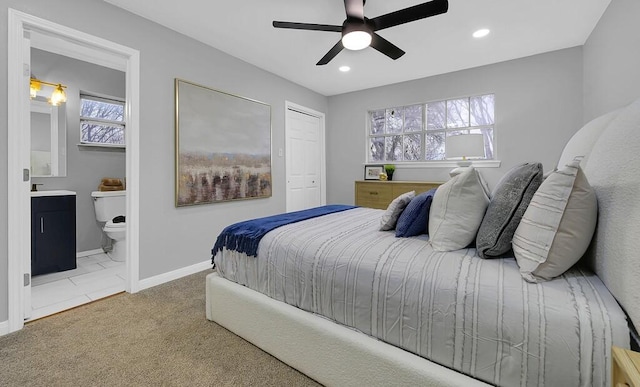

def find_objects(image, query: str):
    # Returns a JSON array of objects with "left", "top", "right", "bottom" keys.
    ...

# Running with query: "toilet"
[{"left": 91, "top": 190, "right": 126, "bottom": 262}]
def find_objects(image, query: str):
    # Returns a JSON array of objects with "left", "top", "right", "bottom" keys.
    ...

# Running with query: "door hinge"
[{"left": 24, "top": 273, "right": 30, "bottom": 286}]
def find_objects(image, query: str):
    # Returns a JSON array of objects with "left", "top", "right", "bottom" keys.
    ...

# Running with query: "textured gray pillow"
[
  {"left": 513, "top": 160, "right": 597, "bottom": 282},
  {"left": 379, "top": 191, "right": 415, "bottom": 231},
  {"left": 476, "top": 163, "right": 543, "bottom": 258}
]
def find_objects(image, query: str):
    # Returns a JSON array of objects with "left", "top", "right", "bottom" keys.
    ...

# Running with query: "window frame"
[
  {"left": 365, "top": 94, "right": 500, "bottom": 168},
  {"left": 79, "top": 91, "right": 126, "bottom": 148}
]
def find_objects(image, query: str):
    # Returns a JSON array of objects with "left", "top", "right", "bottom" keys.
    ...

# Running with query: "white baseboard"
[
  {"left": 138, "top": 260, "right": 213, "bottom": 291},
  {"left": 77, "top": 248, "right": 104, "bottom": 258},
  {"left": 0, "top": 320, "right": 9, "bottom": 336}
]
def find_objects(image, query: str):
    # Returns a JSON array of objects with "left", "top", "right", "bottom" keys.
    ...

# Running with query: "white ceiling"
[{"left": 105, "top": 0, "right": 611, "bottom": 96}]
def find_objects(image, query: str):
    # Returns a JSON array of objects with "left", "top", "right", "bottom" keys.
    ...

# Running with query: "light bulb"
[
  {"left": 49, "top": 84, "right": 67, "bottom": 106},
  {"left": 29, "top": 79, "right": 41, "bottom": 99},
  {"left": 473, "top": 29, "right": 490, "bottom": 38},
  {"left": 342, "top": 31, "right": 371, "bottom": 50}
]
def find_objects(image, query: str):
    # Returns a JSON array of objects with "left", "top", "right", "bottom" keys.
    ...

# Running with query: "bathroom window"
[{"left": 80, "top": 92, "right": 125, "bottom": 146}]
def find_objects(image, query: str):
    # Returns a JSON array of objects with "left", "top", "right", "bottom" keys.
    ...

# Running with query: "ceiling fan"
[{"left": 273, "top": 0, "right": 449, "bottom": 65}]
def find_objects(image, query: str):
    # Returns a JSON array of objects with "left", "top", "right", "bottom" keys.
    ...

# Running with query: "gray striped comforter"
[{"left": 214, "top": 207, "right": 628, "bottom": 386}]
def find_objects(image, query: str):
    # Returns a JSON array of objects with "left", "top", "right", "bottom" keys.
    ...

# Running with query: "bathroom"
[{"left": 29, "top": 47, "right": 126, "bottom": 320}]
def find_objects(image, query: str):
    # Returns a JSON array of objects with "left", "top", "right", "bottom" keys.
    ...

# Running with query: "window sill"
[
  {"left": 77, "top": 143, "right": 125, "bottom": 151},
  {"left": 364, "top": 160, "right": 502, "bottom": 169}
]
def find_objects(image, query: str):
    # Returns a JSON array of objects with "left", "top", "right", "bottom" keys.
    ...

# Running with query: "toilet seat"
[{"left": 104, "top": 219, "right": 126, "bottom": 230}]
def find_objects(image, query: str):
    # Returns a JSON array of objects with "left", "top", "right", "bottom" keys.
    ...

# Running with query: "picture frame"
[
  {"left": 175, "top": 79, "right": 272, "bottom": 206},
  {"left": 364, "top": 164, "right": 384, "bottom": 180}
]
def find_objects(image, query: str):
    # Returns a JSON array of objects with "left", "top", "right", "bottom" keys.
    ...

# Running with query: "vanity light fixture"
[{"left": 30, "top": 76, "right": 67, "bottom": 106}]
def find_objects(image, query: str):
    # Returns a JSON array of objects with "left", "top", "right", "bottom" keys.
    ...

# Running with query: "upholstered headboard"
[{"left": 558, "top": 98, "right": 640, "bottom": 332}]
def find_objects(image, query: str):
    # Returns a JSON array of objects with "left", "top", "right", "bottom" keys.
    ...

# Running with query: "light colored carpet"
[{"left": 0, "top": 269, "right": 320, "bottom": 386}]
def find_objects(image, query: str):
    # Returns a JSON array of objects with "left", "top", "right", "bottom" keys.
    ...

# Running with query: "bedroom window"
[
  {"left": 368, "top": 94, "right": 495, "bottom": 162},
  {"left": 80, "top": 92, "right": 125, "bottom": 146}
]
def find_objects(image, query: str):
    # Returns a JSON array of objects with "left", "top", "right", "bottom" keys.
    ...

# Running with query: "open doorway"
[{"left": 7, "top": 9, "right": 141, "bottom": 333}]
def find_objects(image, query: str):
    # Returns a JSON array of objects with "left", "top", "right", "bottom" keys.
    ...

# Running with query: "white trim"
[
  {"left": 284, "top": 101, "right": 327, "bottom": 211},
  {"left": 7, "top": 9, "right": 141, "bottom": 333},
  {"left": 138, "top": 260, "right": 212, "bottom": 291},
  {"left": 376, "top": 160, "right": 502, "bottom": 169},
  {"left": 0, "top": 320, "right": 9, "bottom": 336},
  {"left": 30, "top": 29, "right": 127, "bottom": 72},
  {"left": 76, "top": 249, "right": 104, "bottom": 258},
  {"left": 125, "top": 49, "right": 141, "bottom": 293},
  {"left": 77, "top": 143, "right": 126, "bottom": 150},
  {"left": 7, "top": 8, "right": 32, "bottom": 334}
]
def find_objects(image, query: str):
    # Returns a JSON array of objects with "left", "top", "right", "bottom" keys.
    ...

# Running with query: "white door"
[{"left": 285, "top": 104, "right": 325, "bottom": 212}]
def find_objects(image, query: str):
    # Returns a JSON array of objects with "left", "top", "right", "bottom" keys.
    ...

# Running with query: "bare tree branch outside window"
[
  {"left": 80, "top": 95, "right": 125, "bottom": 145},
  {"left": 367, "top": 94, "right": 495, "bottom": 163}
]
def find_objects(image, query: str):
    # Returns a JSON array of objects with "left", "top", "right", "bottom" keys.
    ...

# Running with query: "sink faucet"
[{"left": 31, "top": 183, "right": 43, "bottom": 192}]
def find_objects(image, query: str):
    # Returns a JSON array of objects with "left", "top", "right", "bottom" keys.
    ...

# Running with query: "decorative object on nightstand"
[
  {"left": 364, "top": 164, "right": 384, "bottom": 180},
  {"left": 384, "top": 164, "right": 395, "bottom": 181},
  {"left": 446, "top": 133, "right": 485, "bottom": 177},
  {"left": 612, "top": 346, "right": 640, "bottom": 386}
]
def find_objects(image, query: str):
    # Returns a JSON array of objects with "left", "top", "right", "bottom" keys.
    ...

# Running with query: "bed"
[{"left": 206, "top": 98, "right": 640, "bottom": 386}]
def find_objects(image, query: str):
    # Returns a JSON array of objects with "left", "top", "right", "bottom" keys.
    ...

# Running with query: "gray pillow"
[
  {"left": 476, "top": 163, "right": 543, "bottom": 258},
  {"left": 379, "top": 191, "right": 415, "bottom": 231},
  {"left": 513, "top": 160, "right": 597, "bottom": 282}
]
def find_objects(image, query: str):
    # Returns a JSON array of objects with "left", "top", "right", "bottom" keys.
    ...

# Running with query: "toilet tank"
[{"left": 91, "top": 190, "right": 126, "bottom": 222}]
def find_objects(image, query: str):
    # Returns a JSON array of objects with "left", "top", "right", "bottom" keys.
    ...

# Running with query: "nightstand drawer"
[
  {"left": 355, "top": 185, "right": 393, "bottom": 209},
  {"left": 354, "top": 180, "right": 443, "bottom": 210}
]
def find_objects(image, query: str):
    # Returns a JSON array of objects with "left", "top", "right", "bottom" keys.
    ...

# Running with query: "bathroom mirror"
[{"left": 31, "top": 99, "right": 67, "bottom": 177}]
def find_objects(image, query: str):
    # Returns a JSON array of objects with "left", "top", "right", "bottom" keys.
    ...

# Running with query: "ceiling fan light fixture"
[
  {"left": 342, "top": 30, "right": 372, "bottom": 50},
  {"left": 341, "top": 21, "right": 372, "bottom": 51}
]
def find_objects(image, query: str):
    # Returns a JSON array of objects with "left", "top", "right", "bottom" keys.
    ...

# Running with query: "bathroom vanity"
[{"left": 31, "top": 191, "right": 77, "bottom": 276}]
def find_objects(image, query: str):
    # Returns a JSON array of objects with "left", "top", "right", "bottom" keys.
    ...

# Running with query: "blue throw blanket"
[{"left": 211, "top": 204, "right": 356, "bottom": 260}]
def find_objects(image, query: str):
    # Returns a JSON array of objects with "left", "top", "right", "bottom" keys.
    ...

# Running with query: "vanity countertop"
[{"left": 30, "top": 190, "right": 76, "bottom": 197}]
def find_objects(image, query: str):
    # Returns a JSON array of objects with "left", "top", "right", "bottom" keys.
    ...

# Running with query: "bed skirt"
[{"left": 205, "top": 272, "right": 489, "bottom": 387}]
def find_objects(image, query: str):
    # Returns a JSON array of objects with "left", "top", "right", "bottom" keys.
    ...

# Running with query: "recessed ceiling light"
[
  {"left": 473, "top": 28, "right": 490, "bottom": 38},
  {"left": 339, "top": 66, "right": 351, "bottom": 72}
]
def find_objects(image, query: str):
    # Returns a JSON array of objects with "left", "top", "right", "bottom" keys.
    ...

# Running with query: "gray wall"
[
  {"left": 326, "top": 48, "right": 584, "bottom": 205},
  {"left": 583, "top": 0, "right": 640, "bottom": 121},
  {"left": 31, "top": 48, "right": 126, "bottom": 253},
  {"left": 0, "top": 0, "right": 328, "bottom": 322}
]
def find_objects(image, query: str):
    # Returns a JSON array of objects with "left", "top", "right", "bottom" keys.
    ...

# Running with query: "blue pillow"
[{"left": 395, "top": 189, "right": 437, "bottom": 237}]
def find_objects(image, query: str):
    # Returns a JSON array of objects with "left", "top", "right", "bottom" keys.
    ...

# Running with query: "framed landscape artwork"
[
  {"left": 364, "top": 165, "right": 384, "bottom": 180},
  {"left": 175, "top": 79, "right": 272, "bottom": 206}
]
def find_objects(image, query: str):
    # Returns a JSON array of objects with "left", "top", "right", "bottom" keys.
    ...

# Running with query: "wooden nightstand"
[
  {"left": 355, "top": 180, "right": 443, "bottom": 209},
  {"left": 613, "top": 346, "right": 640, "bottom": 386}
]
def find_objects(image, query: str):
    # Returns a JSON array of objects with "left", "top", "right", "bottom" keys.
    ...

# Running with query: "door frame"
[
  {"left": 284, "top": 101, "right": 327, "bottom": 212},
  {"left": 7, "top": 9, "right": 141, "bottom": 333}
]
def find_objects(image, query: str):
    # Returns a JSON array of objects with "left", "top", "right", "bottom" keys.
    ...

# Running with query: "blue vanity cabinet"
[{"left": 31, "top": 194, "right": 77, "bottom": 275}]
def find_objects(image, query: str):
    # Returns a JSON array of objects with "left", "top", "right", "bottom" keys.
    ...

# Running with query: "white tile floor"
[{"left": 29, "top": 252, "right": 126, "bottom": 321}]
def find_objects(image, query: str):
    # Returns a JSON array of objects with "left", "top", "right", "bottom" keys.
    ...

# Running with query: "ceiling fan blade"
[
  {"left": 344, "top": 0, "right": 365, "bottom": 19},
  {"left": 370, "top": 33, "right": 405, "bottom": 60},
  {"left": 370, "top": 0, "right": 448, "bottom": 31},
  {"left": 316, "top": 40, "right": 345, "bottom": 65},
  {"left": 273, "top": 21, "right": 342, "bottom": 32}
]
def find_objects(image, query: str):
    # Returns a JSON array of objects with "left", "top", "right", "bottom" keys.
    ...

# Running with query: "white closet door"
[{"left": 286, "top": 108, "right": 323, "bottom": 212}]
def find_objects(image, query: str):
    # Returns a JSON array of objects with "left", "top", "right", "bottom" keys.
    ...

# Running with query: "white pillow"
[
  {"left": 513, "top": 160, "right": 597, "bottom": 282},
  {"left": 379, "top": 191, "right": 415, "bottom": 231},
  {"left": 428, "top": 168, "right": 489, "bottom": 251}
]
